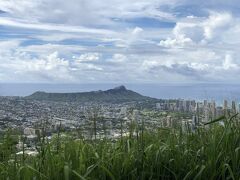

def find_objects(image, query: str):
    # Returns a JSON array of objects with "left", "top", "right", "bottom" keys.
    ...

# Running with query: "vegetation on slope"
[
  {"left": 25, "top": 86, "right": 157, "bottom": 103},
  {"left": 0, "top": 115, "right": 240, "bottom": 179}
]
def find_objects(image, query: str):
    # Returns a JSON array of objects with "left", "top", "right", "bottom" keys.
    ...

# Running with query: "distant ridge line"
[{"left": 25, "top": 85, "right": 157, "bottom": 103}]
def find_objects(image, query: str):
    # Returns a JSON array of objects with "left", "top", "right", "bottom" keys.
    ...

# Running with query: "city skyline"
[{"left": 0, "top": 0, "right": 240, "bottom": 83}]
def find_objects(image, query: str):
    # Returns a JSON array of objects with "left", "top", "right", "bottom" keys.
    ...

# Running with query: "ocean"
[{"left": 0, "top": 83, "right": 240, "bottom": 104}]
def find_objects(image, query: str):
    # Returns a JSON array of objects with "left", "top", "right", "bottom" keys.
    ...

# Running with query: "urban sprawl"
[{"left": 0, "top": 97, "right": 238, "bottom": 156}]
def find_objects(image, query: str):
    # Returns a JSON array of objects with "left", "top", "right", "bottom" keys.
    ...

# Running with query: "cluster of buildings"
[
  {"left": 156, "top": 99, "right": 239, "bottom": 120},
  {"left": 1, "top": 96, "right": 239, "bottom": 156},
  {"left": 156, "top": 99, "right": 197, "bottom": 112},
  {"left": 0, "top": 97, "right": 137, "bottom": 139},
  {"left": 156, "top": 99, "right": 240, "bottom": 131}
]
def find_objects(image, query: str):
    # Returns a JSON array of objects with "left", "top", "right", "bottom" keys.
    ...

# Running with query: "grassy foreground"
[{"left": 0, "top": 115, "right": 240, "bottom": 180}]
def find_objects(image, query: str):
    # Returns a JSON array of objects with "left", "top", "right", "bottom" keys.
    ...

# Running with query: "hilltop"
[{"left": 25, "top": 85, "right": 157, "bottom": 103}]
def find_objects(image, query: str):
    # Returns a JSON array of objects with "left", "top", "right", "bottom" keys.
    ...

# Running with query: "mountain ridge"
[{"left": 25, "top": 85, "right": 157, "bottom": 103}]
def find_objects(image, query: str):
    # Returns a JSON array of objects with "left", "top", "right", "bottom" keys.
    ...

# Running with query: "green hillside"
[{"left": 25, "top": 85, "right": 156, "bottom": 103}]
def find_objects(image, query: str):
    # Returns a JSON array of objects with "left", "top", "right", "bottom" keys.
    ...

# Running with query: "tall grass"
[{"left": 0, "top": 115, "right": 240, "bottom": 180}]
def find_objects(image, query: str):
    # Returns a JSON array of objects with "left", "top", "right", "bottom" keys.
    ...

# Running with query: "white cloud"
[
  {"left": 0, "top": 40, "right": 21, "bottom": 57},
  {"left": 21, "top": 43, "right": 86, "bottom": 56},
  {"left": 107, "top": 54, "right": 127, "bottom": 63},
  {"left": 203, "top": 12, "right": 233, "bottom": 40},
  {"left": 74, "top": 53, "right": 102, "bottom": 62},
  {"left": 26, "top": 52, "right": 69, "bottom": 71},
  {"left": 159, "top": 12, "right": 238, "bottom": 48},
  {"left": 222, "top": 54, "right": 238, "bottom": 70},
  {"left": 0, "top": 0, "right": 176, "bottom": 26},
  {"left": 0, "top": 40, "right": 105, "bottom": 82},
  {"left": 82, "top": 64, "right": 103, "bottom": 71},
  {"left": 159, "top": 36, "right": 192, "bottom": 48},
  {"left": 114, "top": 26, "right": 145, "bottom": 48},
  {"left": 34, "top": 33, "right": 89, "bottom": 42},
  {"left": 0, "top": 17, "right": 115, "bottom": 35},
  {"left": 0, "top": 1, "right": 240, "bottom": 83},
  {"left": 0, "top": 51, "right": 73, "bottom": 82},
  {"left": 155, "top": 11, "right": 240, "bottom": 82},
  {"left": 132, "top": 27, "right": 143, "bottom": 35}
]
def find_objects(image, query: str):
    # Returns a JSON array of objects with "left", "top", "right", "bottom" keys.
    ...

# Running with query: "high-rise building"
[
  {"left": 156, "top": 103, "right": 161, "bottom": 110},
  {"left": 179, "top": 99, "right": 184, "bottom": 111},
  {"left": 223, "top": 100, "right": 228, "bottom": 115},
  {"left": 203, "top": 108, "right": 209, "bottom": 123},
  {"left": 216, "top": 106, "right": 223, "bottom": 117},
  {"left": 197, "top": 102, "right": 204, "bottom": 114},
  {"left": 195, "top": 102, "right": 201, "bottom": 122},
  {"left": 176, "top": 99, "right": 180, "bottom": 109},
  {"left": 182, "top": 100, "right": 187, "bottom": 112},
  {"left": 232, "top": 101, "right": 237, "bottom": 114},
  {"left": 186, "top": 100, "right": 191, "bottom": 112},
  {"left": 203, "top": 100, "right": 208, "bottom": 108},
  {"left": 192, "top": 115, "right": 198, "bottom": 131},
  {"left": 211, "top": 101, "right": 216, "bottom": 119}
]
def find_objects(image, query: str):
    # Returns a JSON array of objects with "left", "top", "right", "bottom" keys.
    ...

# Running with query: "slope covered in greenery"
[
  {"left": 25, "top": 85, "right": 156, "bottom": 103},
  {"left": 0, "top": 115, "right": 240, "bottom": 179}
]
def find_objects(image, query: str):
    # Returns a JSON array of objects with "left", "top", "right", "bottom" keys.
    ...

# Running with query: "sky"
[{"left": 0, "top": 0, "right": 240, "bottom": 84}]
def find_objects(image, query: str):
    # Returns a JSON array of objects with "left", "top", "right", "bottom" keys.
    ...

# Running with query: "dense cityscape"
[{"left": 0, "top": 91, "right": 239, "bottom": 157}]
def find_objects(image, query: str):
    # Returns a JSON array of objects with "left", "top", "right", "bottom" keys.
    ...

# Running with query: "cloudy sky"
[{"left": 0, "top": 0, "right": 239, "bottom": 83}]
